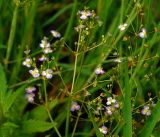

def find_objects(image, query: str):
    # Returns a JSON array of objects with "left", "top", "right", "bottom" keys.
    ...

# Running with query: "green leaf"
[
  {"left": 22, "top": 120, "right": 56, "bottom": 133},
  {"left": 3, "top": 122, "right": 19, "bottom": 128},
  {"left": 3, "top": 90, "right": 20, "bottom": 114}
]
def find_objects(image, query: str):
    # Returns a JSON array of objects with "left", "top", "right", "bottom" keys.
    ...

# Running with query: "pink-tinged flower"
[
  {"left": 79, "top": 10, "right": 92, "bottom": 20},
  {"left": 70, "top": 101, "right": 80, "bottom": 112},
  {"left": 25, "top": 86, "right": 36, "bottom": 93},
  {"left": 139, "top": 28, "right": 147, "bottom": 38},
  {"left": 29, "top": 68, "right": 40, "bottom": 78},
  {"left": 141, "top": 105, "right": 151, "bottom": 116},
  {"left": 40, "top": 37, "right": 50, "bottom": 48},
  {"left": 95, "top": 67, "right": 105, "bottom": 75},
  {"left": 25, "top": 93, "right": 35, "bottom": 103},
  {"left": 22, "top": 58, "right": 32, "bottom": 68},
  {"left": 106, "top": 97, "right": 116, "bottom": 105},
  {"left": 51, "top": 30, "right": 61, "bottom": 38},
  {"left": 106, "top": 106, "right": 113, "bottom": 115},
  {"left": 43, "top": 47, "right": 53, "bottom": 54},
  {"left": 114, "top": 102, "right": 119, "bottom": 108},
  {"left": 39, "top": 55, "right": 48, "bottom": 61},
  {"left": 42, "top": 69, "right": 53, "bottom": 79},
  {"left": 99, "top": 126, "right": 108, "bottom": 135},
  {"left": 118, "top": 23, "right": 128, "bottom": 31}
]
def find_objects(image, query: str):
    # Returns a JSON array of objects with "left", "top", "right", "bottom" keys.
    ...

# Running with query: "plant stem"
[
  {"left": 43, "top": 79, "right": 62, "bottom": 137},
  {"left": 71, "top": 113, "right": 80, "bottom": 137},
  {"left": 70, "top": 29, "right": 81, "bottom": 94},
  {"left": 5, "top": 6, "right": 18, "bottom": 69}
]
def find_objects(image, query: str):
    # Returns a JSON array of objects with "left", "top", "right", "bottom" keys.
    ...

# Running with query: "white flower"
[
  {"left": 95, "top": 67, "right": 105, "bottom": 75},
  {"left": 24, "top": 50, "right": 30, "bottom": 54},
  {"left": 118, "top": 23, "right": 128, "bottom": 31},
  {"left": 141, "top": 105, "right": 151, "bottom": 116},
  {"left": 99, "top": 126, "right": 107, "bottom": 135},
  {"left": 114, "top": 58, "right": 122, "bottom": 63},
  {"left": 79, "top": 10, "right": 92, "bottom": 20},
  {"left": 39, "top": 55, "right": 48, "bottom": 61},
  {"left": 51, "top": 30, "right": 61, "bottom": 38},
  {"left": 42, "top": 69, "right": 53, "bottom": 79},
  {"left": 139, "top": 28, "right": 147, "bottom": 38},
  {"left": 106, "top": 97, "right": 116, "bottom": 105},
  {"left": 25, "top": 86, "right": 36, "bottom": 93},
  {"left": 25, "top": 93, "right": 35, "bottom": 103},
  {"left": 29, "top": 68, "right": 40, "bottom": 78},
  {"left": 22, "top": 58, "right": 32, "bottom": 68},
  {"left": 40, "top": 37, "right": 50, "bottom": 48},
  {"left": 43, "top": 47, "right": 53, "bottom": 54},
  {"left": 106, "top": 106, "right": 113, "bottom": 115}
]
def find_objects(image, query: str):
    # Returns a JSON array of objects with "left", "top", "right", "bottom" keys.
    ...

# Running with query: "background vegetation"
[{"left": 0, "top": 0, "right": 160, "bottom": 137}]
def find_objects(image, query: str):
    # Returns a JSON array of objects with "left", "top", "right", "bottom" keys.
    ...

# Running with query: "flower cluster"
[
  {"left": 25, "top": 86, "right": 36, "bottom": 103},
  {"left": 22, "top": 30, "right": 62, "bottom": 103},
  {"left": 105, "top": 97, "right": 119, "bottom": 115},
  {"left": 22, "top": 30, "right": 61, "bottom": 79},
  {"left": 39, "top": 37, "right": 53, "bottom": 54}
]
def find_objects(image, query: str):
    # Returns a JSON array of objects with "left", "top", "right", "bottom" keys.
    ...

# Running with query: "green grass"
[{"left": 0, "top": 0, "right": 160, "bottom": 137}]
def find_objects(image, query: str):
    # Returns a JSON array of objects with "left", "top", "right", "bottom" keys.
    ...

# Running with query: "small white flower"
[
  {"left": 42, "top": 69, "right": 53, "bottom": 79},
  {"left": 114, "top": 58, "right": 122, "bottom": 63},
  {"left": 25, "top": 86, "right": 36, "bottom": 93},
  {"left": 118, "top": 23, "right": 128, "bottom": 31},
  {"left": 141, "top": 105, "right": 151, "bottom": 116},
  {"left": 40, "top": 37, "right": 50, "bottom": 48},
  {"left": 29, "top": 68, "right": 40, "bottom": 78},
  {"left": 99, "top": 126, "right": 108, "bottom": 135},
  {"left": 51, "top": 30, "right": 61, "bottom": 38},
  {"left": 22, "top": 58, "right": 32, "bottom": 68},
  {"left": 39, "top": 55, "right": 48, "bottom": 61},
  {"left": 25, "top": 93, "right": 35, "bottom": 103},
  {"left": 79, "top": 10, "right": 92, "bottom": 20},
  {"left": 114, "top": 102, "right": 119, "bottom": 108},
  {"left": 106, "top": 97, "right": 116, "bottom": 105},
  {"left": 24, "top": 50, "right": 30, "bottom": 54},
  {"left": 106, "top": 106, "right": 113, "bottom": 115},
  {"left": 43, "top": 47, "right": 53, "bottom": 54},
  {"left": 95, "top": 67, "right": 105, "bottom": 75},
  {"left": 139, "top": 28, "right": 147, "bottom": 38}
]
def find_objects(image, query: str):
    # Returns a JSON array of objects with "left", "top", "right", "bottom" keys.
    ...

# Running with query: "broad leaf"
[{"left": 22, "top": 119, "right": 57, "bottom": 133}]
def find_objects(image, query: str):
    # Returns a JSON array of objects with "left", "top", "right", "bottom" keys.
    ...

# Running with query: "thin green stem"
[
  {"left": 43, "top": 79, "right": 48, "bottom": 104},
  {"left": 5, "top": 6, "right": 18, "bottom": 69},
  {"left": 70, "top": 29, "right": 81, "bottom": 94},
  {"left": 43, "top": 79, "right": 62, "bottom": 137},
  {"left": 45, "top": 106, "right": 62, "bottom": 137},
  {"left": 65, "top": 98, "right": 71, "bottom": 137},
  {"left": 71, "top": 113, "right": 80, "bottom": 137}
]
